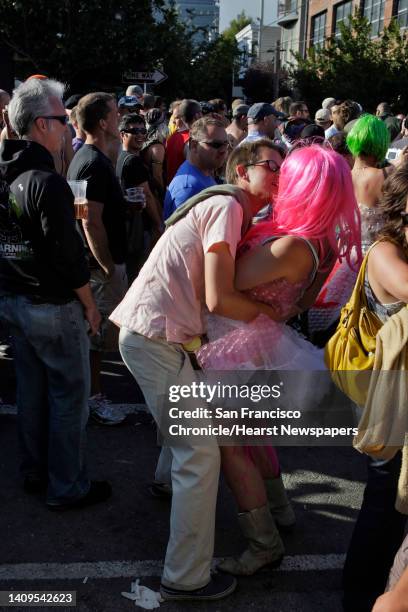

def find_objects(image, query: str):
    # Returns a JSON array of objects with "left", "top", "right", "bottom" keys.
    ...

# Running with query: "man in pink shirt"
[{"left": 110, "top": 139, "right": 284, "bottom": 602}]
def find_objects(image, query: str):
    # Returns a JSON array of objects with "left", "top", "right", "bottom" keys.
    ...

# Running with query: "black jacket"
[{"left": 0, "top": 139, "right": 89, "bottom": 302}]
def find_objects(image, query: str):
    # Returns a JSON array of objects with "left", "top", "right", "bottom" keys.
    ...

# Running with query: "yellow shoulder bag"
[{"left": 324, "top": 242, "right": 383, "bottom": 405}]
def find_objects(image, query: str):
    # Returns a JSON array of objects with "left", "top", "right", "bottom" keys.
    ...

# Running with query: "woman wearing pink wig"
[{"left": 197, "top": 145, "right": 362, "bottom": 576}]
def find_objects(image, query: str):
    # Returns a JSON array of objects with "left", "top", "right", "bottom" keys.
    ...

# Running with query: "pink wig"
[{"left": 243, "top": 145, "right": 361, "bottom": 267}]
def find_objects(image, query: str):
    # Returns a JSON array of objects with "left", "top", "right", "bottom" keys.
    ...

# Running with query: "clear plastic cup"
[
  {"left": 126, "top": 187, "right": 146, "bottom": 210},
  {"left": 68, "top": 180, "right": 88, "bottom": 220}
]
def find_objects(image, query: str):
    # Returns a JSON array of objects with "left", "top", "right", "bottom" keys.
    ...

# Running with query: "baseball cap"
[
  {"left": 232, "top": 104, "right": 249, "bottom": 119},
  {"left": 64, "top": 94, "right": 83, "bottom": 109},
  {"left": 300, "top": 124, "right": 325, "bottom": 139},
  {"left": 118, "top": 95, "right": 141, "bottom": 108},
  {"left": 126, "top": 85, "right": 144, "bottom": 97},
  {"left": 322, "top": 97, "right": 336, "bottom": 109},
  {"left": 247, "top": 102, "right": 282, "bottom": 122},
  {"left": 26, "top": 74, "right": 47, "bottom": 81},
  {"left": 283, "top": 117, "right": 310, "bottom": 143},
  {"left": 315, "top": 108, "right": 331, "bottom": 126}
]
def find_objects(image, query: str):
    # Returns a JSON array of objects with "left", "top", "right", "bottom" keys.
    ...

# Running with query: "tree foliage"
[
  {"left": 290, "top": 13, "right": 408, "bottom": 113},
  {"left": 0, "top": 0, "right": 162, "bottom": 90},
  {"left": 0, "top": 1, "right": 248, "bottom": 102},
  {"left": 222, "top": 10, "right": 252, "bottom": 42},
  {"left": 242, "top": 61, "right": 275, "bottom": 102}
]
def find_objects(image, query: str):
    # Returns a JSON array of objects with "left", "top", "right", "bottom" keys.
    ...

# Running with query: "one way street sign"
[{"left": 122, "top": 69, "right": 168, "bottom": 85}]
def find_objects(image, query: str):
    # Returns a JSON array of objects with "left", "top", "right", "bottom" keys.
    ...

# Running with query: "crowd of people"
[{"left": 0, "top": 75, "right": 408, "bottom": 611}]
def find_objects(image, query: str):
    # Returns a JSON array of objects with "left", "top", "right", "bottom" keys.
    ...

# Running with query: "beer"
[
  {"left": 68, "top": 180, "right": 88, "bottom": 220},
  {"left": 125, "top": 187, "right": 146, "bottom": 211},
  {"left": 74, "top": 197, "right": 88, "bottom": 220}
]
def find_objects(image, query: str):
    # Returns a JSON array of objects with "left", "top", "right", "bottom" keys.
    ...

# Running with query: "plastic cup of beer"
[
  {"left": 68, "top": 180, "right": 88, "bottom": 220},
  {"left": 125, "top": 187, "right": 146, "bottom": 211}
]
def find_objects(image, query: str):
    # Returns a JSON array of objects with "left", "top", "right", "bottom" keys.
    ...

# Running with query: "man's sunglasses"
[
  {"left": 246, "top": 159, "right": 281, "bottom": 173},
  {"left": 400, "top": 211, "right": 408, "bottom": 226},
  {"left": 37, "top": 115, "right": 68, "bottom": 125},
  {"left": 198, "top": 140, "right": 229, "bottom": 150},
  {"left": 123, "top": 127, "right": 147, "bottom": 135}
]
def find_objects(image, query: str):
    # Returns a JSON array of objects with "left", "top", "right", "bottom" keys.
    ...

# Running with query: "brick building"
[{"left": 308, "top": 0, "right": 407, "bottom": 48}]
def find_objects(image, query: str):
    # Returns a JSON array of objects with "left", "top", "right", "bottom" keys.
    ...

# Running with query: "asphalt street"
[{"left": 0, "top": 349, "right": 367, "bottom": 612}]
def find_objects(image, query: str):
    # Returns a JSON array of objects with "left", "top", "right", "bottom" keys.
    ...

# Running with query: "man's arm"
[
  {"left": 149, "top": 143, "right": 165, "bottom": 192},
  {"left": 140, "top": 181, "right": 162, "bottom": 229},
  {"left": 81, "top": 200, "right": 115, "bottom": 277},
  {"left": 74, "top": 283, "right": 101, "bottom": 336},
  {"left": 36, "top": 176, "right": 101, "bottom": 335},
  {"left": 205, "top": 242, "right": 279, "bottom": 322}
]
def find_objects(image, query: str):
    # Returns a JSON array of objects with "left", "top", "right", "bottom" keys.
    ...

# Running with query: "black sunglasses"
[
  {"left": 199, "top": 140, "right": 229, "bottom": 150},
  {"left": 246, "top": 159, "right": 281, "bottom": 173},
  {"left": 37, "top": 115, "right": 68, "bottom": 125},
  {"left": 400, "top": 211, "right": 408, "bottom": 226},
  {"left": 123, "top": 127, "right": 147, "bottom": 135}
]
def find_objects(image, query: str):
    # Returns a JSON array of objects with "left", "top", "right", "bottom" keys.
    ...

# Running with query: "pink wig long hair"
[{"left": 243, "top": 145, "right": 361, "bottom": 267}]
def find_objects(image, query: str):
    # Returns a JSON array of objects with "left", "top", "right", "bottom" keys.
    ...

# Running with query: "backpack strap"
[{"left": 164, "top": 184, "right": 253, "bottom": 236}]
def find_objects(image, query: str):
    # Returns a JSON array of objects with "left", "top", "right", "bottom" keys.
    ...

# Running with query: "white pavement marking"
[
  {"left": 0, "top": 555, "right": 346, "bottom": 582},
  {"left": 0, "top": 403, "right": 148, "bottom": 416}
]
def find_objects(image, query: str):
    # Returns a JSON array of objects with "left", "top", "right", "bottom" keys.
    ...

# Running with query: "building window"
[
  {"left": 311, "top": 12, "right": 327, "bottom": 47},
  {"left": 398, "top": 0, "right": 408, "bottom": 28},
  {"left": 278, "top": 0, "right": 297, "bottom": 16},
  {"left": 333, "top": 0, "right": 352, "bottom": 37},
  {"left": 363, "top": 0, "right": 385, "bottom": 36}
]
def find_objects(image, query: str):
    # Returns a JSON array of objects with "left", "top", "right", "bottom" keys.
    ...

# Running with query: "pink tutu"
[{"left": 198, "top": 313, "right": 325, "bottom": 371}]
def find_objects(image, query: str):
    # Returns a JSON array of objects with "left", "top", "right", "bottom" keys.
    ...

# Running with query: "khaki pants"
[
  {"left": 89, "top": 264, "right": 127, "bottom": 352},
  {"left": 119, "top": 328, "right": 220, "bottom": 590}
]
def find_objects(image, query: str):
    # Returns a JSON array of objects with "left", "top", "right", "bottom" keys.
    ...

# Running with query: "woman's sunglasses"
[{"left": 400, "top": 211, "right": 408, "bottom": 226}]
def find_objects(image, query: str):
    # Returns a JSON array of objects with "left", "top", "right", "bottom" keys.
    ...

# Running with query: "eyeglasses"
[
  {"left": 198, "top": 140, "right": 229, "bottom": 150},
  {"left": 37, "top": 115, "right": 68, "bottom": 125},
  {"left": 400, "top": 211, "right": 408, "bottom": 226},
  {"left": 246, "top": 159, "right": 281, "bottom": 173},
  {"left": 123, "top": 127, "right": 147, "bottom": 135}
]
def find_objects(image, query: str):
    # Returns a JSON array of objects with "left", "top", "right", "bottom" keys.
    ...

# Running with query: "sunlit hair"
[
  {"left": 346, "top": 114, "right": 390, "bottom": 162},
  {"left": 377, "top": 163, "right": 408, "bottom": 249},
  {"left": 243, "top": 145, "right": 362, "bottom": 267},
  {"left": 226, "top": 138, "right": 285, "bottom": 184},
  {"left": 189, "top": 116, "right": 226, "bottom": 144}
]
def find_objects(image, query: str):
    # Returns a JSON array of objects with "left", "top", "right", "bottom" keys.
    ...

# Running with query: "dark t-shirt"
[
  {"left": 0, "top": 140, "right": 89, "bottom": 302},
  {"left": 116, "top": 150, "right": 148, "bottom": 190},
  {"left": 67, "top": 144, "right": 127, "bottom": 265}
]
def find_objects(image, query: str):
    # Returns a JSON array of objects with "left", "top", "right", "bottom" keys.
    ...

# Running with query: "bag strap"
[{"left": 353, "top": 241, "right": 380, "bottom": 309}]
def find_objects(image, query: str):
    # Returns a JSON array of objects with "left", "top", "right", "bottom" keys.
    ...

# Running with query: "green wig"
[{"left": 346, "top": 114, "right": 390, "bottom": 162}]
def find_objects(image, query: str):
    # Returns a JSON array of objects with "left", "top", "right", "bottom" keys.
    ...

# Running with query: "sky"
[{"left": 219, "top": 0, "right": 278, "bottom": 32}]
